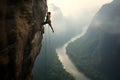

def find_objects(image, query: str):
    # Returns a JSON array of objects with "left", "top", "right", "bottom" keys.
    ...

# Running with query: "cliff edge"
[{"left": 0, "top": 0, "right": 47, "bottom": 80}]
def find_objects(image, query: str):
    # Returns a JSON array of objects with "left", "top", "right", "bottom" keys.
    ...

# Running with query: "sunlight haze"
[
  {"left": 48, "top": 0, "right": 113, "bottom": 16},
  {"left": 47, "top": 0, "right": 113, "bottom": 34}
]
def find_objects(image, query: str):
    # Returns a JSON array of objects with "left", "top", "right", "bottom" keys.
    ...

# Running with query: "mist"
[
  {"left": 47, "top": 0, "right": 113, "bottom": 36},
  {"left": 89, "top": 0, "right": 120, "bottom": 34},
  {"left": 43, "top": 0, "right": 113, "bottom": 46}
]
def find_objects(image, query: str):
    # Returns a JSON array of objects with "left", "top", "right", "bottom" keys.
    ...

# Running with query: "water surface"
[{"left": 56, "top": 26, "right": 90, "bottom": 80}]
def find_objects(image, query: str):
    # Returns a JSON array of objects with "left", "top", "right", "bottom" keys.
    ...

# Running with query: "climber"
[{"left": 41, "top": 12, "right": 54, "bottom": 33}]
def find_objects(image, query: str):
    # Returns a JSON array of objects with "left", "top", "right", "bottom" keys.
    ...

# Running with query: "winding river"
[{"left": 56, "top": 26, "right": 90, "bottom": 80}]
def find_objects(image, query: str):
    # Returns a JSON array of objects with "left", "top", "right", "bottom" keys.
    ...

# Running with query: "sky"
[
  {"left": 48, "top": 0, "right": 113, "bottom": 17},
  {"left": 47, "top": 0, "right": 113, "bottom": 35}
]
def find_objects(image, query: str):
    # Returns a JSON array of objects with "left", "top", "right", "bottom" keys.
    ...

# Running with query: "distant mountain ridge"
[{"left": 67, "top": 0, "right": 120, "bottom": 80}]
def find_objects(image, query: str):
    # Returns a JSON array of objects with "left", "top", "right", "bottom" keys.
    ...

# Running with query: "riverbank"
[{"left": 56, "top": 26, "right": 90, "bottom": 80}]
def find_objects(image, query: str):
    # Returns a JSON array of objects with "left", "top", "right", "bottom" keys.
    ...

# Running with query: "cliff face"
[
  {"left": 0, "top": 0, "right": 47, "bottom": 80},
  {"left": 67, "top": 0, "right": 120, "bottom": 80}
]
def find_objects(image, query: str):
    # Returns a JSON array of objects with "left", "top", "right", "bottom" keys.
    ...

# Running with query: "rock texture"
[{"left": 0, "top": 0, "right": 47, "bottom": 80}]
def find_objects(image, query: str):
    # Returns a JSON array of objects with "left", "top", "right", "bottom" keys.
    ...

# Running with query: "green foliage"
[
  {"left": 45, "top": 46, "right": 74, "bottom": 80},
  {"left": 33, "top": 38, "right": 75, "bottom": 80},
  {"left": 66, "top": 31, "right": 109, "bottom": 80}
]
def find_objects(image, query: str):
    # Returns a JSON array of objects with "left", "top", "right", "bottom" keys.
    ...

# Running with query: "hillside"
[
  {"left": 33, "top": 37, "right": 75, "bottom": 80},
  {"left": 67, "top": 0, "right": 120, "bottom": 80}
]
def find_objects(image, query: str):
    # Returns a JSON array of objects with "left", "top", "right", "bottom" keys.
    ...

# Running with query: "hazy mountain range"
[{"left": 67, "top": 0, "right": 120, "bottom": 80}]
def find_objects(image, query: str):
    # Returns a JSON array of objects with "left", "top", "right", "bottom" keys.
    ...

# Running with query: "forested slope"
[{"left": 67, "top": 0, "right": 120, "bottom": 80}]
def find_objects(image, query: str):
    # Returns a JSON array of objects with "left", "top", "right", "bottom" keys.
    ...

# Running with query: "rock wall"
[{"left": 0, "top": 0, "right": 47, "bottom": 80}]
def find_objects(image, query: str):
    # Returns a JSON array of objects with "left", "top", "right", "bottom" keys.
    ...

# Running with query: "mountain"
[
  {"left": 67, "top": 0, "right": 120, "bottom": 80},
  {"left": 0, "top": 0, "right": 47, "bottom": 80}
]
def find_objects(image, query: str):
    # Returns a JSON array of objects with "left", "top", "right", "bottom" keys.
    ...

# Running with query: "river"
[{"left": 56, "top": 26, "right": 90, "bottom": 80}]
